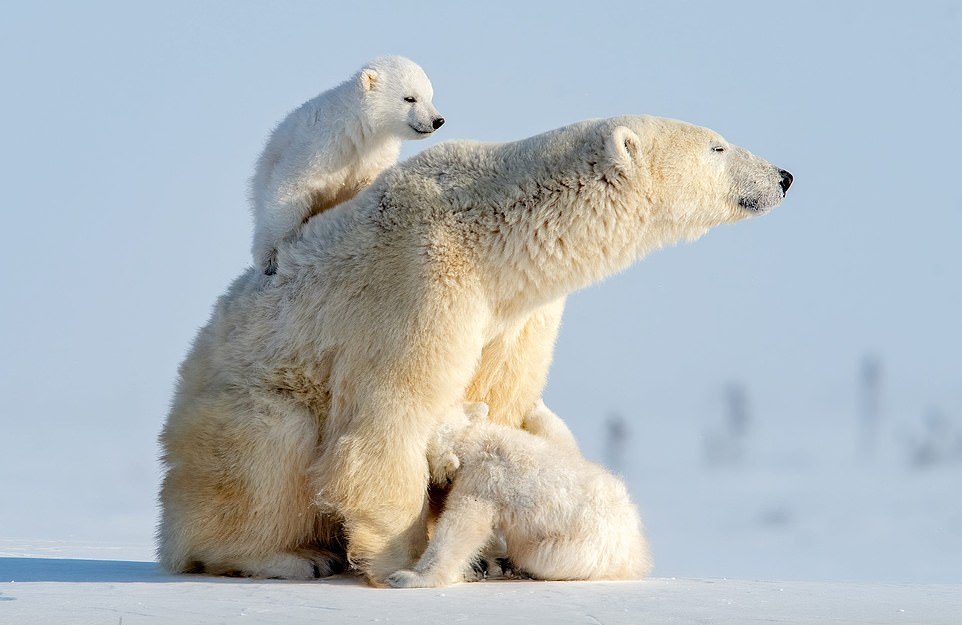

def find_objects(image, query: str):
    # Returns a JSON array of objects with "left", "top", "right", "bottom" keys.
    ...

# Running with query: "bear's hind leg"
[
  {"left": 159, "top": 394, "right": 330, "bottom": 579},
  {"left": 521, "top": 400, "right": 581, "bottom": 453},
  {"left": 200, "top": 546, "right": 344, "bottom": 579}
]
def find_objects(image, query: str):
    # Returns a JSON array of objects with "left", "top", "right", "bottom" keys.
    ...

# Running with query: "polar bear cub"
[
  {"left": 388, "top": 401, "right": 652, "bottom": 587},
  {"left": 250, "top": 56, "right": 444, "bottom": 274}
]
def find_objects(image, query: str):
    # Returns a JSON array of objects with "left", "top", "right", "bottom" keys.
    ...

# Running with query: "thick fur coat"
[
  {"left": 388, "top": 401, "right": 652, "bottom": 587},
  {"left": 250, "top": 56, "right": 443, "bottom": 274},
  {"left": 158, "top": 115, "right": 792, "bottom": 584}
]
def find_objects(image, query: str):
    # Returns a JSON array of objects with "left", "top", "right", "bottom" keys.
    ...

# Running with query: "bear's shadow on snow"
[
  {"left": 0, "top": 557, "right": 361, "bottom": 584},
  {"left": 0, "top": 557, "right": 177, "bottom": 583}
]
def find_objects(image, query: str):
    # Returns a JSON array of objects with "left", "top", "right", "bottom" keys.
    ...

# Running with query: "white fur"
[
  {"left": 158, "top": 115, "right": 791, "bottom": 584},
  {"left": 388, "top": 401, "right": 652, "bottom": 587},
  {"left": 250, "top": 55, "right": 442, "bottom": 274}
]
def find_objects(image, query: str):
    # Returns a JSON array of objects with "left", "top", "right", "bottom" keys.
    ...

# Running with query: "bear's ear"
[
  {"left": 359, "top": 68, "right": 378, "bottom": 91},
  {"left": 605, "top": 125, "right": 641, "bottom": 172}
]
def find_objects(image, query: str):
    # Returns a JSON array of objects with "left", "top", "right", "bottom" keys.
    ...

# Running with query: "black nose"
[
  {"left": 778, "top": 169, "right": 793, "bottom": 194},
  {"left": 432, "top": 117, "right": 445, "bottom": 130}
]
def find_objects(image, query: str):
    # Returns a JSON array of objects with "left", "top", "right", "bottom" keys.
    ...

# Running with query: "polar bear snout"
[
  {"left": 730, "top": 154, "right": 794, "bottom": 216},
  {"left": 778, "top": 169, "right": 793, "bottom": 194},
  {"left": 408, "top": 113, "right": 445, "bottom": 136}
]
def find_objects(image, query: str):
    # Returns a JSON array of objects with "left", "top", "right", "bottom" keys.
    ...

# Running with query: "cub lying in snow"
[{"left": 388, "top": 402, "right": 652, "bottom": 587}]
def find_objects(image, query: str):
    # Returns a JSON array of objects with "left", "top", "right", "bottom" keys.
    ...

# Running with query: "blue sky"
[{"left": 1, "top": 1, "right": 959, "bottom": 578}]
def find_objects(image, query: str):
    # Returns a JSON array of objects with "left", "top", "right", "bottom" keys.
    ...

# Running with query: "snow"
[
  {"left": 3, "top": 423, "right": 958, "bottom": 625},
  {"left": 4, "top": 364, "right": 957, "bottom": 625},
  {"left": 1, "top": 544, "right": 959, "bottom": 625},
  {"left": 625, "top": 440, "right": 962, "bottom": 585}
]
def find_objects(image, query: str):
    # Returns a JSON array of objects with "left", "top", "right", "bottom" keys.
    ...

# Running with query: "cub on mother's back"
[{"left": 250, "top": 55, "right": 444, "bottom": 274}]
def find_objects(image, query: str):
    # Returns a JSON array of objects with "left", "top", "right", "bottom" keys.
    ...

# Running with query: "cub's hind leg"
[{"left": 521, "top": 400, "right": 581, "bottom": 453}]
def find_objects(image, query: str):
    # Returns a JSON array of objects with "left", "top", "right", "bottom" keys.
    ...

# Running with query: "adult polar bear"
[{"left": 158, "top": 115, "right": 792, "bottom": 584}]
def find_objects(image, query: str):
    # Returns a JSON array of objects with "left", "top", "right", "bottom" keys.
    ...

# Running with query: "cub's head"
[
  {"left": 605, "top": 116, "right": 792, "bottom": 235},
  {"left": 358, "top": 55, "right": 445, "bottom": 140}
]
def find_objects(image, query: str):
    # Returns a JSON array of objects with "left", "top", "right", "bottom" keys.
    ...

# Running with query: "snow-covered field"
[
  {"left": 1, "top": 542, "right": 960, "bottom": 625},
  {"left": 3, "top": 323, "right": 958, "bottom": 622},
  {"left": 4, "top": 437, "right": 961, "bottom": 625},
  {"left": 614, "top": 407, "right": 962, "bottom": 585}
]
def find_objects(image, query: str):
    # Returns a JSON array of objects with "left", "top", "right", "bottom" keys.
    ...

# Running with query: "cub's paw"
[
  {"left": 496, "top": 558, "right": 532, "bottom": 579},
  {"left": 463, "top": 401, "right": 489, "bottom": 421},
  {"left": 439, "top": 451, "right": 460, "bottom": 477},
  {"left": 387, "top": 569, "right": 433, "bottom": 588},
  {"left": 466, "top": 557, "right": 494, "bottom": 582},
  {"left": 429, "top": 450, "right": 460, "bottom": 484}
]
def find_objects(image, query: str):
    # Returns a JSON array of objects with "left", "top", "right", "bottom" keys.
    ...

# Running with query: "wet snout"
[{"left": 432, "top": 116, "right": 445, "bottom": 130}]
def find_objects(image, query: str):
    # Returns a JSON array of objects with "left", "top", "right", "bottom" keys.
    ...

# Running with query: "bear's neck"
[{"left": 470, "top": 167, "right": 681, "bottom": 315}]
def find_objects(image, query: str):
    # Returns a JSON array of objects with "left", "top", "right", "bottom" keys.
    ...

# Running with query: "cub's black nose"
[
  {"left": 432, "top": 117, "right": 445, "bottom": 130},
  {"left": 779, "top": 169, "right": 793, "bottom": 193}
]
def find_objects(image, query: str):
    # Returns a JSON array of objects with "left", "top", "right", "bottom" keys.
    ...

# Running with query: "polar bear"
[
  {"left": 158, "top": 115, "right": 792, "bottom": 585},
  {"left": 250, "top": 55, "right": 443, "bottom": 274},
  {"left": 387, "top": 401, "right": 651, "bottom": 587}
]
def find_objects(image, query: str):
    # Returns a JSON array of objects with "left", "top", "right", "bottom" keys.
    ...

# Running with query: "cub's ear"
[
  {"left": 605, "top": 125, "right": 641, "bottom": 172},
  {"left": 359, "top": 68, "right": 378, "bottom": 91}
]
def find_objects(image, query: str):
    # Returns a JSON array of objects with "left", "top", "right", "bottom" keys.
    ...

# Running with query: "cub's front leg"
[
  {"left": 426, "top": 402, "right": 488, "bottom": 485},
  {"left": 388, "top": 493, "right": 497, "bottom": 588}
]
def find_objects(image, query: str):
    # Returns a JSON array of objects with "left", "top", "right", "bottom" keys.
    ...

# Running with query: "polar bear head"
[
  {"left": 389, "top": 115, "right": 792, "bottom": 305},
  {"left": 358, "top": 56, "right": 444, "bottom": 140},
  {"left": 607, "top": 116, "right": 793, "bottom": 233}
]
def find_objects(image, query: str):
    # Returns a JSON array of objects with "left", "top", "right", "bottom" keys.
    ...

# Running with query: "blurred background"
[{"left": 1, "top": 1, "right": 959, "bottom": 583}]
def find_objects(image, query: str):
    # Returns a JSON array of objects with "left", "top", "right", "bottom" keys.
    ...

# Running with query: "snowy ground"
[
  {"left": 3, "top": 414, "right": 958, "bottom": 625},
  {"left": 1, "top": 543, "right": 960, "bottom": 625},
  {"left": 3, "top": 402, "right": 960, "bottom": 588}
]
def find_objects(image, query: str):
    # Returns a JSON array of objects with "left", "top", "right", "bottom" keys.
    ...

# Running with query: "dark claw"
[{"left": 471, "top": 557, "right": 489, "bottom": 577}]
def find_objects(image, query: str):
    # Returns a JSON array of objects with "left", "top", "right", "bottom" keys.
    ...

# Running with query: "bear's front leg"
[
  {"left": 314, "top": 293, "right": 488, "bottom": 585},
  {"left": 467, "top": 298, "right": 565, "bottom": 427},
  {"left": 316, "top": 426, "right": 434, "bottom": 585}
]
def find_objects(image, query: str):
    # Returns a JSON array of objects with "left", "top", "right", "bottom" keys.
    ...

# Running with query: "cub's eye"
[
  {"left": 403, "top": 96, "right": 417, "bottom": 103},
  {"left": 711, "top": 145, "right": 727, "bottom": 153}
]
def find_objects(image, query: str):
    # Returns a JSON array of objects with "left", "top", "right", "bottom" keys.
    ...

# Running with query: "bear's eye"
[
  {"left": 403, "top": 96, "right": 417, "bottom": 103},
  {"left": 711, "top": 145, "right": 726, "bottom": 153}
]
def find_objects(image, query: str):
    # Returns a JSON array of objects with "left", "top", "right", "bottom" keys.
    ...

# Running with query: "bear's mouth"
[
  {"left": 738, "top": 197, "right": 761, "bottom": 212},
  {"left": 410, "top": 124, "right": 433, "bottom": 135}
]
